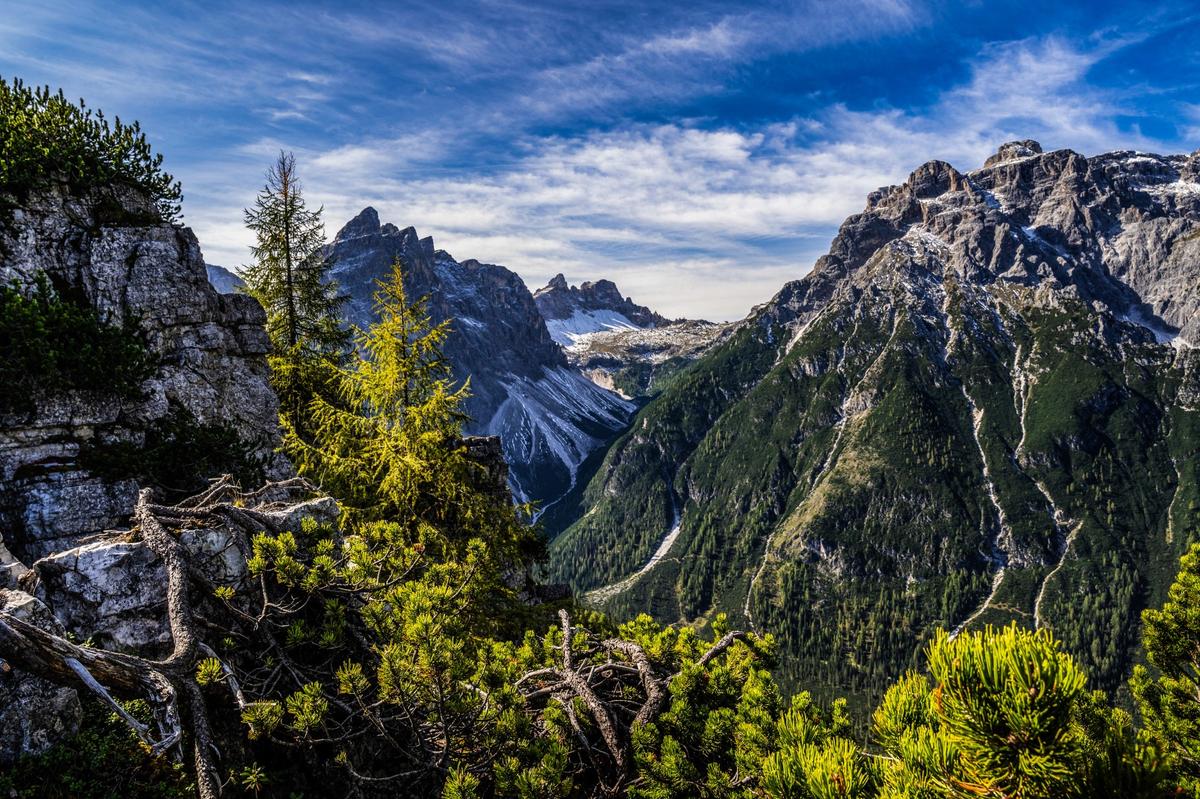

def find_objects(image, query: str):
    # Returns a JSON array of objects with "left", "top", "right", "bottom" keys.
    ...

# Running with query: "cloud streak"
[{"left": 188, "top": 34, "right": 1185, "bottom": 321}]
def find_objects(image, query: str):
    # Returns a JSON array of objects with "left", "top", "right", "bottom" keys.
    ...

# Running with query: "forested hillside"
[{"left": 550, "top": 142, "right": 1200, "bottom": 711}]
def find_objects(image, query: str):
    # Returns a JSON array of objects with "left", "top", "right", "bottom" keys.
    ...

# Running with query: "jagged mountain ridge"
[
  {"left": 534, "top": 273, "right": 670, "bottom": 346},
  {"left": 548, "top": 141, "right": 1200, "bottom": 708},
  {"left": 534, "top": 274, "right": 727, "bottom": 398},
  {"left": 325, "top": 208, "right": 633, "bottom": 504}
]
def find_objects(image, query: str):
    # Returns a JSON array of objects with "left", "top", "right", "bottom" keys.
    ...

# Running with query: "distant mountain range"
[
  {"left": 533, "top": 273, "right": 670, "bottom": 347},
  {"left": 533, "top": 274, "right": 725, "bottom": 398},
  {"left": 323, "top": 208, "right": 641, "bottom": 507},
  {"left": 547, "top": 140, "right": 1200, "bottom": 709},
  {"left": 202, "top": 142, "right": 1200, "bottom": 713},
  {"left": 205, "top": 211, "right": 722, "bottom": 507}
]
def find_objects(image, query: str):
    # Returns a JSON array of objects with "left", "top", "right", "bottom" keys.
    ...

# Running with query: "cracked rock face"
[
  {"left": 0, "top": 589, "right": 82, "bottom": 763},
  {"left": 0, "top": 184, "right": 285, "bottom": 566},
  {"left": 29, "top": 496, "right": 339, "bottom": 657},
  {"left": 34, "top": 539, "right": 172, "bottom": 654},
  {"left": 0, "top": 490, "right": 338, "bottom": 764}
]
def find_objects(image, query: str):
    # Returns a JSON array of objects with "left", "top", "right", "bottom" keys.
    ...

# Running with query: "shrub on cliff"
[
  {"left": 0, "top": 76, "right": 181, "bottom": 221},
  {"left": 0, "top": 274, "right": 155, "bottom": 415}
]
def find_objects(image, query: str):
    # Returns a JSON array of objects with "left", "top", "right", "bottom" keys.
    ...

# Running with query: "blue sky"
[{"left": 2, "top": 1, "right": 1198, "bottom": 319}]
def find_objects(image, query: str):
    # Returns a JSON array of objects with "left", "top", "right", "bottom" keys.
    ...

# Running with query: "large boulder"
[{"left": 32, "top": 493, "right": 341, "bottom": 654}]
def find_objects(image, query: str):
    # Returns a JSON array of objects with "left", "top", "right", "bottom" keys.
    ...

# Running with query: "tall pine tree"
[{"left": 241, "top": 151, "right": 348, "bottom": 436}]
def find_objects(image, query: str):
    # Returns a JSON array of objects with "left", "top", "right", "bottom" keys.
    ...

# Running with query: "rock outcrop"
[
  {"left": 324, "top": 209, "right": 633, "bottom": 504},
  {"left": 30, "top": 490, "right": 339, "bottom": 656},
  {"left": 0, "top": 184, "right": 283, "bottom": 567},
  {"left": 0, "top": 589, "right": 82, "bottom": 764}
]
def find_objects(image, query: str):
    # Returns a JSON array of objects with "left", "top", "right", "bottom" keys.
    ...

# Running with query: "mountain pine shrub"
[
  {"left": 0, "top": 76, "right": 181, "bottom": 221},
  {"left": 0, "top": 274, "right": 155, "bottom": 414},
  {"left": 1133, "top": 542, "right": 1200, "bottom": 795}
]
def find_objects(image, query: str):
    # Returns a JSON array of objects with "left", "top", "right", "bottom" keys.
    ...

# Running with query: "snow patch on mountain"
[
  {"left": 486, "top": 366, "right": 634, "bottom": 503},
  {"left": 545, "top": 309, "right": 640, "bottom": 347},
  {"left": 1120, "top": 306, "right": 1193, "bottom": 350}
]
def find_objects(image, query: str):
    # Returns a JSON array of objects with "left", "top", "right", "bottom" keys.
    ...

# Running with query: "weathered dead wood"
[
  {"left": 516, "top": 609, "right": 750, "bottom": 798},
  {"left": 0, "top": 476, "right": 316, "bottom": 798}
]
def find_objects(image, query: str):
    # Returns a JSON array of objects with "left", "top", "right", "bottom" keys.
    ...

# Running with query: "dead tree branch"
[{"left": 515, "top": 609, "right": 750, "bottom": 797}]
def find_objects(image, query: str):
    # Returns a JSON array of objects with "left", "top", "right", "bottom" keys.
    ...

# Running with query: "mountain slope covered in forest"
[{"left": 549, "top": 140, "right": 1200, "bottom": 708}]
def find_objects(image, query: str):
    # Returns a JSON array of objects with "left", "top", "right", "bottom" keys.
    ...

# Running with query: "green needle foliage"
[
  {"left": 242, "top": 150, "right": 349, "bottom": 440},
  {"left": 925, "top": 625, "right": 1086, "bottom": 798},
  {"left": 761, "top": 624, "right": 1163, "bottom": 799},
  {"left": 1133, "top": 542, "right": 1200, "bottom": 796},
  {"left": 286, "top": 259, "right": 533, "bottom": 553},
  {"left": 242, "top": 151, "right": 347, "bottom": 354},
  {"left": 0, "top": 76, "right": 181, "bottom": 221},
  {"left": 0, "top": 274, "right": 155, "bottom": 414}
]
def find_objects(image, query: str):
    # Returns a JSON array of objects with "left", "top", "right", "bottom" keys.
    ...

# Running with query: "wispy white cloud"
[
  {"left": 7, "top": 2, "right": 1187, "bottom": 321},
  {"left": 518, "top": 0, "right": 920, "bottom": 121},
  {"left": 194, "top": 34, "right": 1180, "bottom": 321}
]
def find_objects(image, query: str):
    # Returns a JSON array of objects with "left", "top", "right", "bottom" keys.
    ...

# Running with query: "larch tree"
[
  {"left": 1132, "top": 542, "right": 1200, "bottom": 796},
  {"left": 287, "top": 258, "right": 534, "bottom": 554}
]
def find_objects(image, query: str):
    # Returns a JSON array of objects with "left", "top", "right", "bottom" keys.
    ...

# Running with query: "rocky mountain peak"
[
  {"left": 533, "top": 274, "right": 670, "bottom": 341},
  {"left": 323, "top": 209, "right": 632, "bottom": 505},
  {"left": 334, "top": 206, "right": 382, "bottom": 242},
  {"left": 1182, "top": 149, "right": 1200, "bottom": 182},
  {"left": 778, "top": 141, "right": 1200, "bottom": 344},
  {"left": 550, "top": 139, "right": 1200, "bottom": 711},
  {"left": 906, "top": 159, "right": 968, "bottom": 198},
  {"left": 984, "top": 139, "right": 1044, "bottom": 167},
  {"left": 579, "top": 278, "right": 625, "bottom": 306}
]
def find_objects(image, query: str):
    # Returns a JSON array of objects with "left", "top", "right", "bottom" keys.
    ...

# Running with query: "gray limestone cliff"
[
  {"left": 0, "top": 182, "right": 283, "bottom": 574},
  {"left": 0, "top": 182, "right": 287, "bottom": 761}
]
